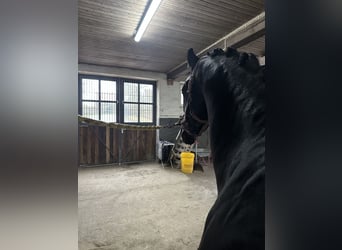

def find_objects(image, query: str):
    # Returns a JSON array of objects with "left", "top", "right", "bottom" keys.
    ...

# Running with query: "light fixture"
[{"left": 134, "top": 0, "right": 162, "bottom": 42}]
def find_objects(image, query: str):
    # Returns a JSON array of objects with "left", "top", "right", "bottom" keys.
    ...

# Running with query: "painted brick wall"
[{"left": 159, "top": 81, "right": 183, "bottom": 118}]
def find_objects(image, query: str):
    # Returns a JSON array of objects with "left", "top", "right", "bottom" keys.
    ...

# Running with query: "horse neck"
[{"left": 204, "top": 77, "right": 265, "bottom": 191}]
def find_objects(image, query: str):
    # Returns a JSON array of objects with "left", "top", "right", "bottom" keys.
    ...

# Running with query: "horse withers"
[{"left": 181, "top": 47, "right": 265, "bottom": 250}]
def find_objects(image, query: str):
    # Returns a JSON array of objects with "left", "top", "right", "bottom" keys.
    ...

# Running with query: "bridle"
[{"left": 181, "top": 75, "right": 209, "bottom": 139}]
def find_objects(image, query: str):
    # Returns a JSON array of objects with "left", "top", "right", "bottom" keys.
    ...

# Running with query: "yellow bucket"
[{"left": 180, "top": 152, "right": 195, "bottom": 174}]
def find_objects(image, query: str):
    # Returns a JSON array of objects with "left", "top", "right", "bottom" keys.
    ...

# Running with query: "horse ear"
[
  {"left": 226, "top": 47, "right": 238, "bottom": 57},
  {"left": 238, "top": 52, "right": 248, "bottom": 66},
  {"left": 187, "top": 48, "right": 199, "bottom": 70}
]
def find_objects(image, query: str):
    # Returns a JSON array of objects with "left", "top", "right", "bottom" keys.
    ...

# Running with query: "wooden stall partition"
[
  {"left": 79, "top": 124, "right": 156, "bottom": 166},
  {"left": 120, "top": 129, "right": 156, "bottom": 164},
  {"left": 79, "top": 125, "right": 119, "bottom": 165}
]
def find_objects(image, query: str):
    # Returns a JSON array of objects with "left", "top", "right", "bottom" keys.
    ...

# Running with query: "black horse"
[{"left": 181, "top": 47, "right": 265, "bottom": 249}]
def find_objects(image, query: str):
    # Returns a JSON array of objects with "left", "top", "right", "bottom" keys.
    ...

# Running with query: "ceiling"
[{"left": 79, "top": 0, "right": 264, "bottom": 75}]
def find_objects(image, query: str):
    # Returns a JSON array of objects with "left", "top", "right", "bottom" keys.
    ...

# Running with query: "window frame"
[
  {"left": 78, "top": 74, "right": 119, "bottom": 122},
  {"left": 79, "top": 75, "right": 156, "bottom": 125},
  {"left": 120, "top": 78, "right": 156, "bottom": 125}
]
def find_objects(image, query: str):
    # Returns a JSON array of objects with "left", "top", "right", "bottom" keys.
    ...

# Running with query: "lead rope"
[{"left": 78, "top": 115, "right": 181, "bottom": 130}]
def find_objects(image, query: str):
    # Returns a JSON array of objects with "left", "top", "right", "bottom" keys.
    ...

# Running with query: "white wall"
[
  {"left": 258, "top": 56, "right": 265, "bottom": 66},
  {"left": 159, "top": 81, "right": 183, "bottom": 119}
]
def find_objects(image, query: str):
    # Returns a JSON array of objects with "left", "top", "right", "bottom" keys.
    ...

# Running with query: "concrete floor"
[{"left": 78, "top": 162, "right": 217, "bottom": 250}]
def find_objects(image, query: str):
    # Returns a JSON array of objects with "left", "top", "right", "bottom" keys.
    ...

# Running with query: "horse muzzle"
[{"left": 181, "top": 110, "right": 209, "bottom": 144}]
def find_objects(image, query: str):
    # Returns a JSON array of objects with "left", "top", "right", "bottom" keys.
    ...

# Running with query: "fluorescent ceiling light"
[{"left": 134, "top": 0, "right": 162, "bottom": 42}]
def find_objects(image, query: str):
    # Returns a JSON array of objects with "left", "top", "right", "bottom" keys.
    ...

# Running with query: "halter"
[{"left": 181, "top": 75, "right": 209, "bottom": 139}]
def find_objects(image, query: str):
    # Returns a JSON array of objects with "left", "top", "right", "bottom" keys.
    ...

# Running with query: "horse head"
[{"left": 181, "top": 48, "right": 209, "bottom": 145}]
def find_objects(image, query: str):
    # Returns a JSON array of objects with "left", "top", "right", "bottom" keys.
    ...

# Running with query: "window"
[
  {"left": 80, "top": 77, "right": 117, "bottom": 122},
  {"left": 79, "top": 75, "right": 156, "bottom": 124},
  {"left": 123, "top": 81, "right": 154, "bottom": 123}
]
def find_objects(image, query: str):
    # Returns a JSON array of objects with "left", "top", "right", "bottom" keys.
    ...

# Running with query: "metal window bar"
[{"left": 79, "top": 75, "right": 156, "bottom": 125}]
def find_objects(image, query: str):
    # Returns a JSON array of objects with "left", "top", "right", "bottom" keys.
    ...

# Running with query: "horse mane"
[
  {"left": 206, "top": 47, "right": 262, "bottom": 74},
  {"left": 200, "top": 47, "right": 265, "bottom": 133}
]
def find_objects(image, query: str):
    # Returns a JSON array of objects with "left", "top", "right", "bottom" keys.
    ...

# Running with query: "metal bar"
[{"left": 167, "top": 11, "right": 265, "bottom": 80}]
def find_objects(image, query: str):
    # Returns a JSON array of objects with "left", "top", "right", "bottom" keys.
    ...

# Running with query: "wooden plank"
[
  {"left": 87, "top": 127, "right": 91, "bottom": 164},
  {"left": 98, "top": 126, "right": 106, "bottom": 164},
  {"left": 106, "top": 126, "right": 110, "bottom": 163},
  {"left": 159, "top": 1, "right": 259, "bottom": 21},
  {"left": 111, "top": 128, "right": 119, "bottom": 163},
  {"left": 167, "top": 12, "right": 265, "bottom": 80},
  {"left": 80, "top": 126, "right": 88, "bottom": 164},
  {"left": 79, "top": 126, "right": 84, "bottom": 164},
  {"left": 131, "top": 130, "right": 137, "bottom": 162},
  {"left": 90, "top": 127, "right": 95, "bottom": 164},
  {"left": 147, "top": 131, "right": 156, "bottom": 161},
  {"left": 121, "top": 129, "right": 144, "bottom": 163},
  {"left": 94, "top": 126, "right": 99, "bottom": 164},
  {"left": 136, "top": 130, "right": 141, "bottom": 161},
  {"left": 112, "top": 128, "right": 119, "bottom": 163},
  {"left": 143, "top": 131, "right": 149, "bottom": 161},
  {"left": 123, "top": 130, "right": 129, "bottom": 163},
  {"left": 111, "top": 128, "right": 115, "bottom": 163},
  {"left": 116, "top": 129, "right": 120, "bottom": 162},
  {"left": 83, "top": 127, "right": 89, "bottom": 164},
  {"left": 151, "top": 131, "right": 156, "bottom": 160},
  {"left": 140, "top": 130, "right": 146, "bottom": 161}
]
